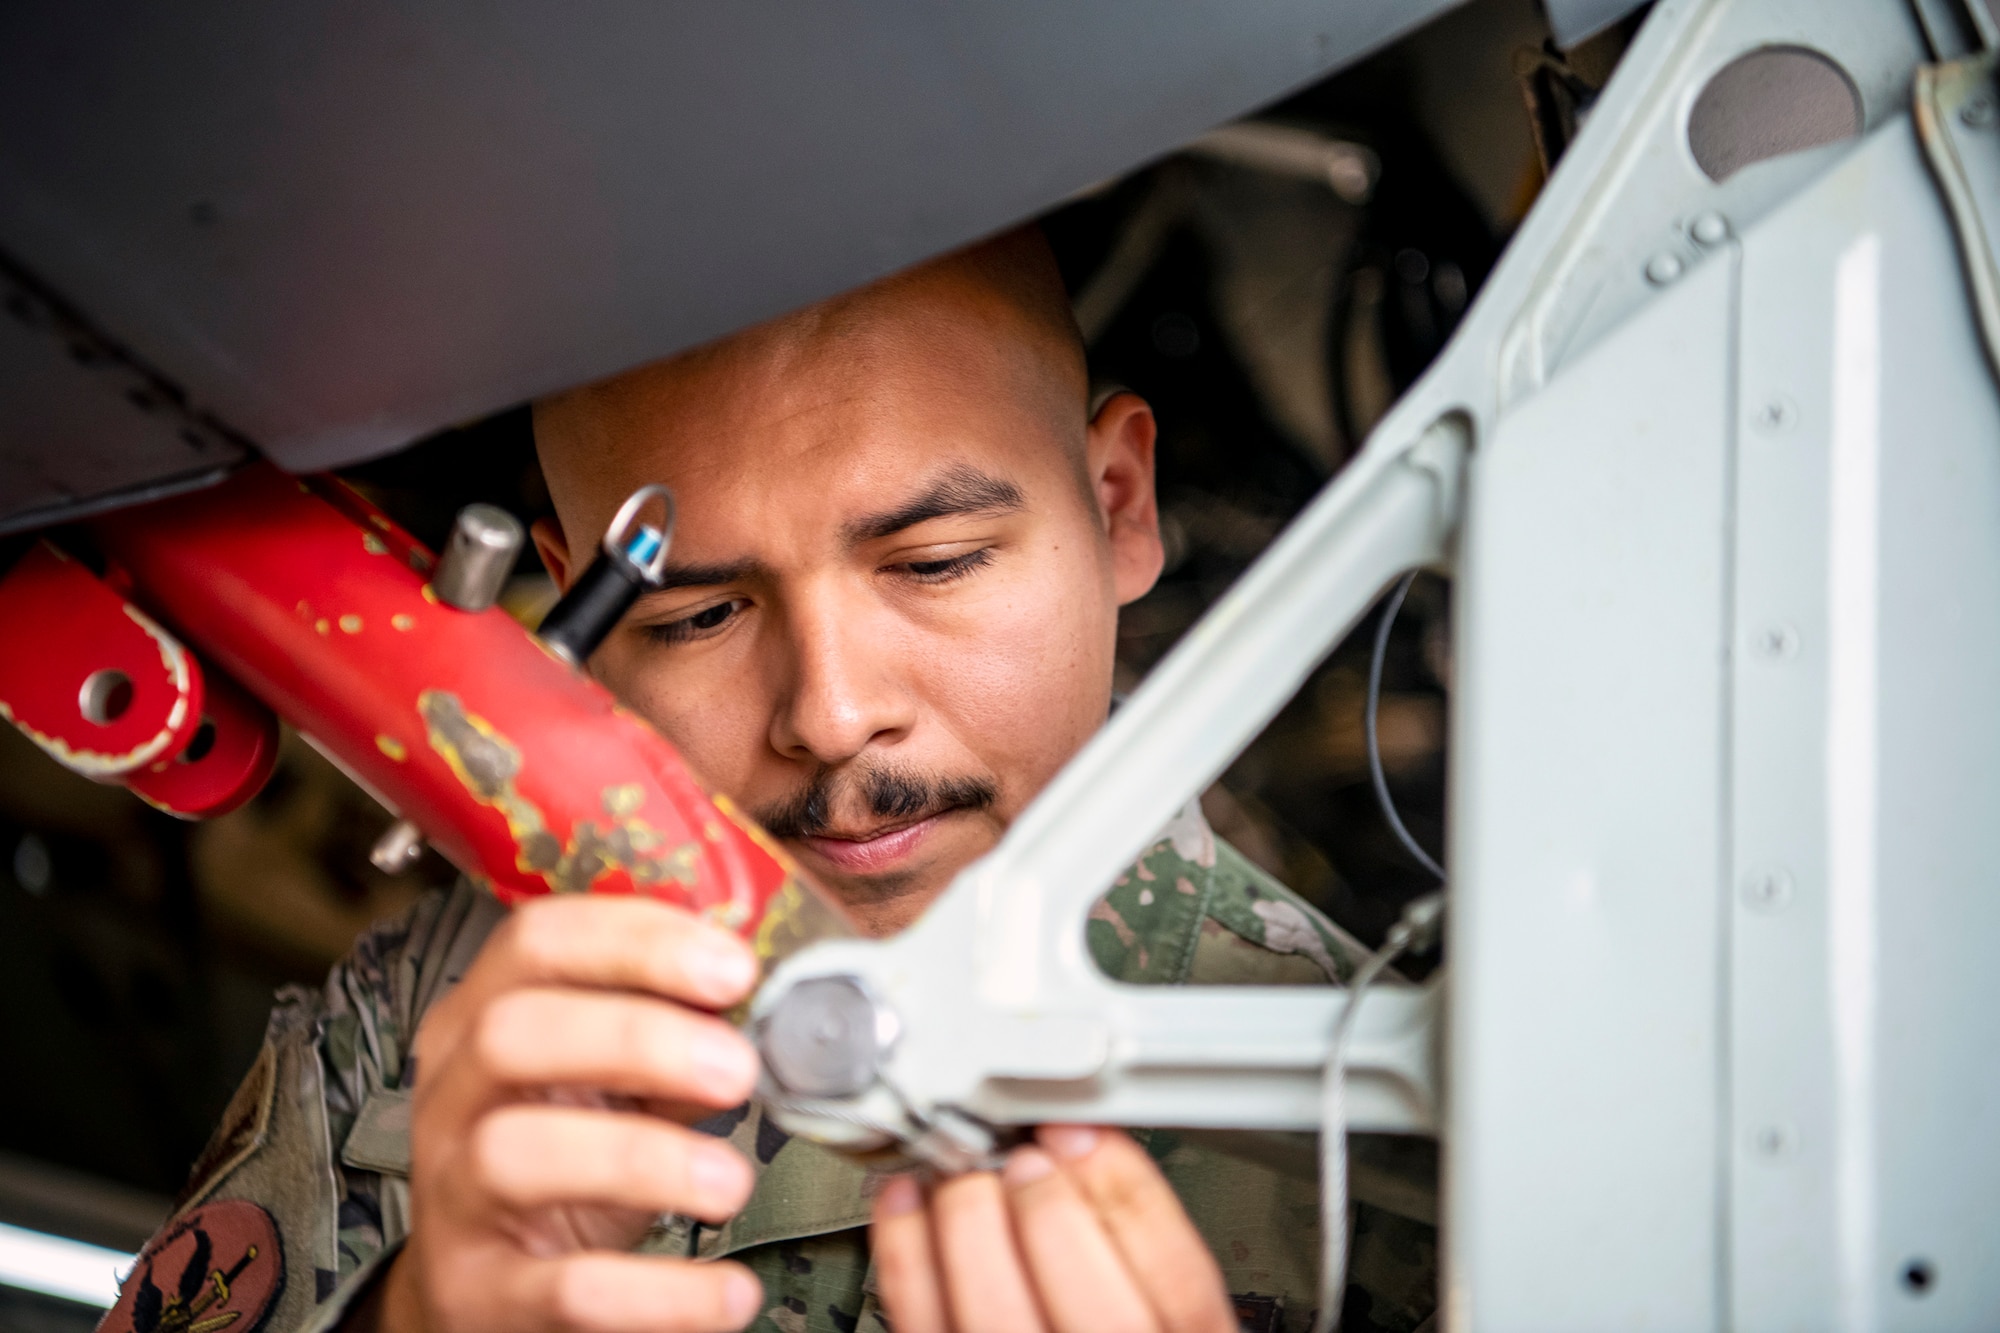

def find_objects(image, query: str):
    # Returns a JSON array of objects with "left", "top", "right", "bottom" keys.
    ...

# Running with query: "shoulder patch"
[
  {"left": 102, "top": 1199, "right": 284, "bottom": 1333},
  {"left": 176, "top": 1040, "right": 277, "bottom": 1210}
]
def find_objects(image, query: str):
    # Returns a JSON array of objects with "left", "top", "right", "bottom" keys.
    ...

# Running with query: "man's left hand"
[{"left": 870, "top": 1124, "right": 1237, "bottom": 1333}]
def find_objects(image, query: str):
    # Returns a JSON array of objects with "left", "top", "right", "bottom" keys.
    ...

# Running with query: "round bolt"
[
  {"left": 1691, "top": 212, "right": 1730, "bottom": 246},
  {"left": 1645, "top": 251, "right": 1685, "bottom": 285},
  {"left": 1741, "top": 867, "right": 1795, "bottom": 912},
  {"left": 1751, "top": 396, "right": 1798, "bottom": 434},
  {"left": 1753, "top": 624, "right": 1800, "bottom": 659},
  {"left": 1962, "top": 97, "right": 1995, "bottom": 129},
  {"left": 760, "top": 975, "right": 899, "bottom": 1100}
]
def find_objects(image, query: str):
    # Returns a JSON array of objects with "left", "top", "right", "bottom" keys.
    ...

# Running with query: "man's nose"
[{"left": 767, "top": 586, "right": 916, "bottom": 766}]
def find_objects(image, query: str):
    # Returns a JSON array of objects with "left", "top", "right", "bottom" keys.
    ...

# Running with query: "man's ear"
[
  {"left": 529, "top": 516, "right": 576, "bottom": 592},
  {"left": 1084, "top": 391, "right": 1165, "bottom": 606}
]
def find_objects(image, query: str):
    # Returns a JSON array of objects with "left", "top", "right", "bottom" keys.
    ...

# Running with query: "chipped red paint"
[
  {"left": 87, "top": 464, "right": 842, "bottom": 950},
  {"left": 124, "top": 665, "right": 283, "bottom": 819},
  {"left": 0, "top": 540, "right": 205, "bottom": 777}
]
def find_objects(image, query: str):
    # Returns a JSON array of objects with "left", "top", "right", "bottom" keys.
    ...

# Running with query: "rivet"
[
  {"left": 1691, "top": 212, "right": 1729, "bottom": 246},
  {"left": 1645, "top": 251, "right": 1685, "bottom": 285},
  {"left": 1753, "top": 624, "right": 1800, "bottom": 659},
  {"left": 1963, "top": 97, "right": 1995, "bottom": 129},
  {"left": 1741, "top": 868, "right": 1795, "bottom": 912}
]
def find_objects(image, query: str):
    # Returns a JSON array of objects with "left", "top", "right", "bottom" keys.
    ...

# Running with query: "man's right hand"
[{"left": 362, "top": 896, "right": 768, "bottom": 1333}]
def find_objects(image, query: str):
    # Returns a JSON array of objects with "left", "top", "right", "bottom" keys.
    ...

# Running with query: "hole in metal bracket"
[
  {"left": 78, "top": 669, "right": 133, "bottom": 726},
  {"left": 1689, "top": 46, "right": 1861, "bottom": 181}
]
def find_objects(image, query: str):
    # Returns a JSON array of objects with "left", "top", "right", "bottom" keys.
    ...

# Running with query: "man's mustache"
[{"left": 753, "top": 764, "right": 997, "bottom": 839}]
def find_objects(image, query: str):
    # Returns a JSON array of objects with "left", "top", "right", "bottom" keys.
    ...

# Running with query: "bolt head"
[
  {"left": 1645, "top": 251, "right": 1685, "bottom": 285},
  {"left": 1963, "top": 97, "right": 1995, "bottom": 128},
  {"left": 760, "top": 975, "right": 899, "bottom": 1100}
]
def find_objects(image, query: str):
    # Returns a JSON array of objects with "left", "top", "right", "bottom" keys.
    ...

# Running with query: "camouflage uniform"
[{"left": 134, "top": 807, "right": 1437, "bottom": 1333}]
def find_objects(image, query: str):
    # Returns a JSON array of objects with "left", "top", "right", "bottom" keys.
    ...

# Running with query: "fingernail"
[
  {"left": 1004, "top": 1147, "right": 1055, "bottom": 1186},
  {"left": 877, "top": 1174, "right": 922, "bottom": 1216},
  {"left": 723, "top": 1267, "right": 764, "bottom": 1325},
  {"left": 694, "top": 943, "right": 759, "bottom": 1001},
  {"left": 690, "top": 1144, "right": 750, "bottom": 1203},
  {"left": 1039, "top": 1124, "right": 1100, "bottom": 1161},
  {"left": 690, "top": 1029, "right": 759, "bottom": 1092}
]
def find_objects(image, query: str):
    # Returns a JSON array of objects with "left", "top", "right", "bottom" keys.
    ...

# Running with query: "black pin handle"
[{"left": 538, "top": 484, "right": 674, "bottom": 665}]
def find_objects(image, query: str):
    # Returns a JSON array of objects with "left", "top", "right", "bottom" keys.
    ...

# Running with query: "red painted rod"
[{"left": 90, "top": 464, "right": 848, "bottom": 966}]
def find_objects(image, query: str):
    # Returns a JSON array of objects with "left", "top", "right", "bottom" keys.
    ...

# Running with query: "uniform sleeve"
[
  {"left": 106, "top": 881, "right": 504, "bottom": 1333},
  {"left": 1195, "top": 839, "right": 1376, "bottom": 985}
]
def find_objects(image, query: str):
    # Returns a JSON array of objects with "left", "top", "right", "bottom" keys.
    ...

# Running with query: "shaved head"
[{"left": 527, "top": 225, "right": 1159, "bottom": 934}]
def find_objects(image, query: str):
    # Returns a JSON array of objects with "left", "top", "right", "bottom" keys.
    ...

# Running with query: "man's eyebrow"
[
  {"left": 842, "top": 466, "right": 1026, "bottom": 545},
  {"left": 648, "top": 558, "right": 763, "bottom": 592}
]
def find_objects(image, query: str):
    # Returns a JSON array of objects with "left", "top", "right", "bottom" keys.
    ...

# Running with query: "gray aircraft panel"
[{"left": 0, "top": 0, "right": 1463, "bottom": 529}]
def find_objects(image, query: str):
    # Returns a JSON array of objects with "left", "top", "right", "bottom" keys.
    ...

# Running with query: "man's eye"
[
  {"left": 647, "top": 599, "right": 745, "bottom": 645},
  {"left": 900, "top": 550, "right": 992, "bottom": 584}
]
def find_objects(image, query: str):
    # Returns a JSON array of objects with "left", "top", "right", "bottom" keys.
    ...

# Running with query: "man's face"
[{"left": 534, "top": 264, "right": 1162, "bottom": 935}]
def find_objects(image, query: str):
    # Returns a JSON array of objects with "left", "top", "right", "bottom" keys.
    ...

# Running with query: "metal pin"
[
  {"left": 430, "top": 504, "right": 524, "bottom": 612},
  {"left": 369, "top": 818, "right": 426, "bottom": 874}
]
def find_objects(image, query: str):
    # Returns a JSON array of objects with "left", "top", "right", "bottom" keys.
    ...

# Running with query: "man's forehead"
[
  {"left": 644, "top": 460, "right": 1029, "bottom": 592},
  {"left": 535, "top": 232, "right": 1085, "bottom": 549},
  {"left": 545, "top": 358, "right": 1073, "bottom": 547}
]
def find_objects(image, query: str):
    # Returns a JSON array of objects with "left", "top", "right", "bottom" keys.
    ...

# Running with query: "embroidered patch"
[{"left": 102, "top": 1199, "right": 283, "bottom": 1333}]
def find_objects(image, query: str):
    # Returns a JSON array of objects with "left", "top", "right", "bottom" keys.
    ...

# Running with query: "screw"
[
  {"left": 1691, "top": 212, "right": 1729, "bottom": 246},
  {"left": 1753, "top": 624, "right": 1800, "bottom": 659},
  {"left": 1752, "top": 396, "right": 1798, "bottom": 434},
  {"left": 1741, "top": 868, "right": 1795, "bottom": 912},
  {"left": 1645, "top": 251, "right": 1685, "bottom": 285},
  {"left": 1963, "top": 97, "right": 1995, "bottom": 129}
]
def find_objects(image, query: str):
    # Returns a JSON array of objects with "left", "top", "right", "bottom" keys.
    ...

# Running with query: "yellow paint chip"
[
  {"left": 420, "top": 585, "right": 441, "bottom": 605},
  {"left": 370, "top": 513, "right": 393, "bottom": 531},
  {"left": 391, "top": 613, "right": 416, "bottom": 632},
  {"left": 362, "top": 533, "right": 389, "bottom": 556},
  {"left": 315, "top": 618, "right": 330, "bottom": 635},
  {"left": 339, "top": 614, "right": 363, "bottom": 634},
  {"left": 376, "top": 734, "right": 408, "bottom": 762}
]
